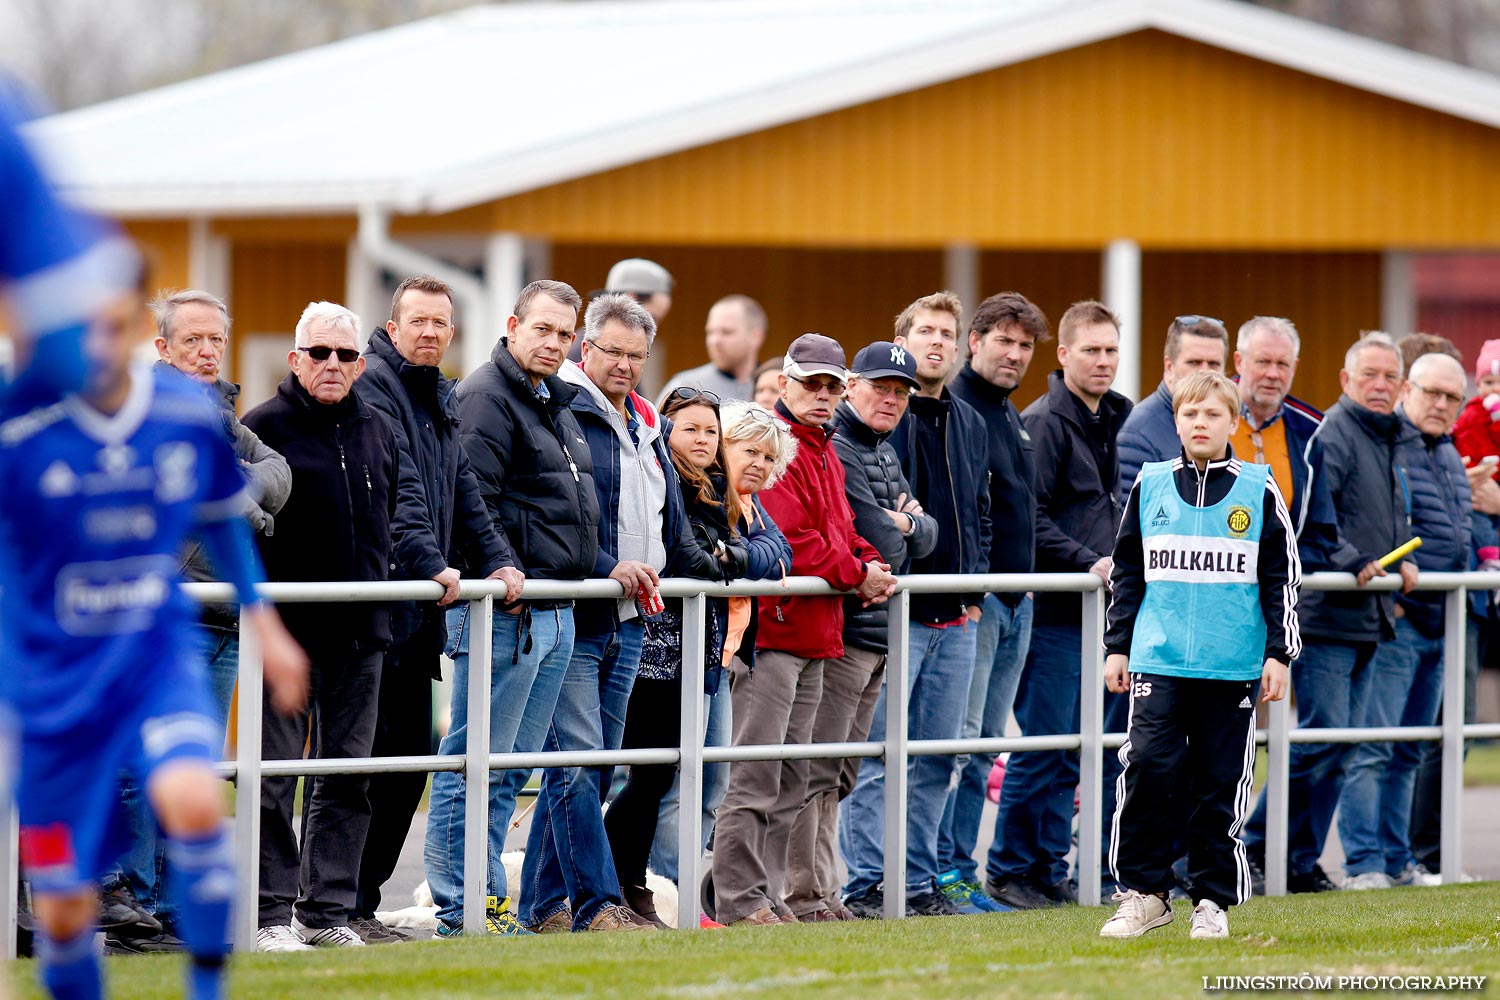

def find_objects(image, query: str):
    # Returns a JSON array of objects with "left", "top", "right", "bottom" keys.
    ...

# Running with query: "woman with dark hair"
[{"left": 605, "top": 389, "right": 789, "bottom": 927}]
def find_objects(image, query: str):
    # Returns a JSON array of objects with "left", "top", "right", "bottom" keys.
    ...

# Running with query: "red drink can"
[{"left": 636, "top": 584, "right": 664, "bottom": 616}]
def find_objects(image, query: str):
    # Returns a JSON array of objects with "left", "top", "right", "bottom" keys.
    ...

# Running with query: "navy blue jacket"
[
  {"left": 563, "top": 371, "right": 719, "bottom": 633},
  {"left": 1117, "top": 381, "right": 1177, "bottom": 504},
  {"left": 1022, "top": 371, "right": 1132, "bottom": 627},
  {"left": 360, "top": 327, "right": 513, "bottom": 661},
  {"left": 949, "top": 363, "right": 1035, "bottom": 583},
  {"left": 890, "top": 387, "right": 992, "bottom": 624},
  {"left": 728, "top": 494, "right": 793, "bottom": 669},
  {"left": 1298, "top": 397, "right": 1417, "bottom": 643},
  {"left": 1394, "top": 409, "right": 1473, "bottom": 638},
  {"left": 455, "top": 339, "right": 600, "bottom": 582}
]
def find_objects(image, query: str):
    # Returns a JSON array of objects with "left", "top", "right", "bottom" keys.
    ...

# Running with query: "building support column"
[
  {"left": 1103, "top": 238, "right": 1142, "bottom": 401},
  {"left": 943, "top": 243, "right": 981, "bottom": 329},
  {"left": 344, "top": 237, "right": 382, "bottom": 348},
  {"left": 187, "top": 217, "right": 230, "bottom": 301},
  {"left": 1381, "top": 250, "right": 1416, "bottom": 336}
]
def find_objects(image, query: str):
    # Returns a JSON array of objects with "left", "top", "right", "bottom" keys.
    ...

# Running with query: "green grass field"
[{"left": 14, "top": 884, "right": 1498, "bottom": 999}]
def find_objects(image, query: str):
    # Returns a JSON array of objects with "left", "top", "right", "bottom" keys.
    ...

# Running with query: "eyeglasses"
[
  {"left": 590, "top": 344, "right": 650, "bottom": 366},
  {"left": 1411, "top": 381, "right": 1465, "bottom": 408},
  {"left": 298, "top": 345, "right": 361, "bottom": 364},
  {"left": 665, "top": 386, "right": 722, "bottom": 407},
  {"left": 1249, "top": 428, "right": 1265, "bottom": 465},
  {"left": 787, "top": 373, "right": 847, "bottom": 397},
  {"left": 1174, "top": 315, "right": 1225, "bottom": 330},
  {"left": 859, "top": 380, "right": 913, "bottom": 401}
]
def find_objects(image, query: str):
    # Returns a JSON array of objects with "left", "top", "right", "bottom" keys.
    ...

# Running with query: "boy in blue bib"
[{"left": 1098, "top": 371, "right": 1301, "bottom": 940}]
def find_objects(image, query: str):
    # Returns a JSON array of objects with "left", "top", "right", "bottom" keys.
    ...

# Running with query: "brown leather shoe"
[
  {"left": 729, "top": 906, "right": 781, "bottom": 927},
  {"left": 586, "top": 903, "right": 654, "bottom": 932},
  {"left": 524, "top": 908, "right": 573, "bottom": 934},
  {"left": 801, "top": 908, "right": 842, "bottom": 922},
  {"left": 621, "top": 886, "right": 668, "bottom": 930}
]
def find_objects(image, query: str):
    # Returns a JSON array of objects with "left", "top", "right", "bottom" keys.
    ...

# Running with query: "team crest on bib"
[{"left": 1226, "top": 506, "right": 1252, "bottom": 537}]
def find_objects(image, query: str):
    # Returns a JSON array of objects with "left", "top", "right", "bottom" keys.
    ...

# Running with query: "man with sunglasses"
[
  {"left": 1118, "top": 316, "right": 1229, "bottom": 503},
  {"left": 715, "top": 333, "right": 895, "bottom": 926},
  {"left": 243, "top": 301, "right": 421, "bottom": 950}
]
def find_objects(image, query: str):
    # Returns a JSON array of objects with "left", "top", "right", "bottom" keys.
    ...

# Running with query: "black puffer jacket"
[
  {"left": 360, "top": 327, "right": 513, "bottom": 659},
  {"left": 455, "top": 338, "right": 600, "bottom": 581},
  {"left": 1298, "top": 396, "right": 1417, "bottom": 643},
  {"left": 949, "top": 363, "right": 1036, "bottom": 585},
  {"left": 830, "top": 400, "right": 938, "bottom": 652},
  {"left": 242, "top": 374, "right": 406, "bottom": 654},
  {"left": 1022, "top": 370, "right": 1132, "bottom": 627}
]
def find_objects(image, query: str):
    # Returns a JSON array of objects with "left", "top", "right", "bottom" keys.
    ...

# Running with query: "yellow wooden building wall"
[{"left": 414, "top": 30, "right": 1500, "bottom": 250}]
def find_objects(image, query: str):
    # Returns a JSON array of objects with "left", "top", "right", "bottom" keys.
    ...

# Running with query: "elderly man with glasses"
[
  {"left": 243, "top": 300, "right": 423, "bottom": 950},
  {"left": 713, "top": 333, "right": 896, "bottom": 926},
  {"left": 1336, "top": 350, "right": 1477, "bottom": 890}
]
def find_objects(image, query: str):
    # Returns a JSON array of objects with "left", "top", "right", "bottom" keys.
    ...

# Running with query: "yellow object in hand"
[{"left": 1378, "top": 537, "right": 1422, "bottom": 568}]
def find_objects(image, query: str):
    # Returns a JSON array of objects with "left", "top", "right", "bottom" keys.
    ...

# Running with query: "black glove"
[{"left": 721, "top": 541, "right": 750, "bottom": 581}]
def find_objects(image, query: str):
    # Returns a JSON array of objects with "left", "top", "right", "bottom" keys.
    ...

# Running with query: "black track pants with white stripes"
[{"left": 1109, "top": 673, "right": 1259, "bottom": 909}]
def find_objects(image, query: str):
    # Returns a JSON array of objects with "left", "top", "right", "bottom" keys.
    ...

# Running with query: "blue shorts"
[{"left": 17, "top": 667, "right": 221, "bottom": 895}]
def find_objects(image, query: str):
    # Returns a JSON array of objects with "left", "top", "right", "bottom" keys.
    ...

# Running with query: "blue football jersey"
[{"left": 0, "top": 366, "right": 249, "bottom": 735}]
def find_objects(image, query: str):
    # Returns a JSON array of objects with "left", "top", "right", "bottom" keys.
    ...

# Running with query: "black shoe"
[
  {"left": 984, "top": 876, "right": 1056, "bottom": 911},
  {"left": 1288, "top": 864, "right": 1338, "bottom": 894},
  {"left": 349, "top": 915, "right": 405, "bottom": 944},
  {"left": 98, "top": 883, "right": 161, "bottom": 936},
  {"left": 906, "top": 886, "right": 963, "bottom": 917},
  {"left": 843, "top": 883, "right": 884, "bottom": 919},
  {"left": 1039, "top": 877, "right": 1078, "bottom": 905},
  {"left": 104, "top": 929, "right": 185, "bottom": 954}
]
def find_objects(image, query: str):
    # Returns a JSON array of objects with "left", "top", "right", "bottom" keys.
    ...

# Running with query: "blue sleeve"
[
  {"left": 195, "top": 408, "right": 252, "bottom": 519},
  {"left": 198, "top": 514, "right": 267, "bottom": 608}
]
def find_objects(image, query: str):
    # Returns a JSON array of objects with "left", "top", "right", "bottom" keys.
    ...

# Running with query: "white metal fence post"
[
  {"left": 233, "top": 616, "right": 263, "bottom": 952},
  {"left": 1264, "top": 691, "right": 1291, "bottom": 897},
  {"left": 676, "top": 593, "right": 708, "bottom": 931},
  {"left": 2, "top": 761, "right": 15, "bottom": 960},
  {"left": 462, "top": 596, "right": 494, "bottom": 936},
  {"left": 1077, "top": 584, "right": 1105, "bottom": 907},
  {"left": 1440, "top": 587, "right": 1466, "bottom": 884},
  {"left": 881, "top": 589, "right": 911, "bottom": 919}
]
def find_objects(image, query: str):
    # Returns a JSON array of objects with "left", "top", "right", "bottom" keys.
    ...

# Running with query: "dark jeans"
[
  {"left": 258, "top": 649, "right": 381, "bottom": 929},
  {"left": 604, "top": 674, "right": 680, "bottom": 891},
  {"left": 354, "top": 632, "right": 436, "bottom": 918}
]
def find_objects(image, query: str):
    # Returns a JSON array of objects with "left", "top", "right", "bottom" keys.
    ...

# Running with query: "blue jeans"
[
  {"left": 841, "top": 619, "right": 978, "bottom": 897},
  {"left": 1245, "top": 639, "right": 1376, "bottom": 875},
  {"left": 519, "top": 616, "right": 645, "bottom": 929},
  {"left": 1338, "top": 620, "right": 1444, "bottom": 877},
  {"left": 937, "top": 596, "right": 1032, "bottom": 881},
  {"left": 649, "top": 677, "right": 732, "bottom": 884},
  {"left": 424, "top": 603, "right": 574, "bottom": 930},
  {"left": 987, "top": 625, "right": 1081, "bottom": 887},
  {"left": 118, "top": 623, "right": 238, "bottom": 919}
]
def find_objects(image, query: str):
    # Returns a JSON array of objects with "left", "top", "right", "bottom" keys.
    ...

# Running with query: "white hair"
[
  {"left": 151, "top": 288, "right": 230, "bottom": 343},
  {"left": 1408, "top": 351, "right": 1464, "bottom": 385},
  {"left": 584, "top": 293, "right": 657, "bottom": 346},
  {"left": 1236, "top": 316, "right": 1300, "bottom": 356},
  {"left": 1344, "top": 330, "right": 1403, "bottom": 379},
  {"left": 720, "top": 401, "right": 797, "bottom": 488},
  {"left": 294, "top": 300, "right": 361, "bottom": 348}
]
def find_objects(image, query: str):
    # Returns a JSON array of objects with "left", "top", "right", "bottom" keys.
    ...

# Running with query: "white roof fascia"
[
  {"left": 415, "top": 0, "right": 1148, "bottom": 214},
  {"left": 1150, "top": 0, "right": 1500, "bottom": 129}
]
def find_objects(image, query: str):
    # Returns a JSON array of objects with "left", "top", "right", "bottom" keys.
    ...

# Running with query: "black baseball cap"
[{"left": 850, "top": 341, "right": 920, "bottom": 389}]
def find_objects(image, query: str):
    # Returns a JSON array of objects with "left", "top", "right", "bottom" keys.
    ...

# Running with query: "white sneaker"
[
  {"left": 256, "top": 924, "right": 313, "bottom": 952},
  {"left": 293, "top": 918, "right": 366, "bottom": 947},
  {"left": 1343, "top": 871, "right": 1394, "bottom": 891},
  {"left": 1189, "top": 899, "right": 1229, "bottom": 940},
  {"left": 1099, "top": 889, "right": 1172, "bottom": 938}
]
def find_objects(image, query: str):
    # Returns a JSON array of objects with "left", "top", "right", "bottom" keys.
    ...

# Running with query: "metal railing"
[{"left": 3, "top": 570, "right": 1495, "bottom": 953}]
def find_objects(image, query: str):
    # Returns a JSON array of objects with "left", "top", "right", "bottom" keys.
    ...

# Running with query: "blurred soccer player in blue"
[{"left": 0, "top": 90, "right": 309, "bottom": 1000}]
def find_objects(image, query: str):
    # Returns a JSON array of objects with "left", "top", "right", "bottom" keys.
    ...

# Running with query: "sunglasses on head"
[
  {"left": 298, "top": 345, "right": 361, "bottom": 364},
  {"left": 665, "top": 386, "right": 722, "bottom": 408},
  {"left": 1174, "top": 315, "right": 1225, "bottom": 330}
]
